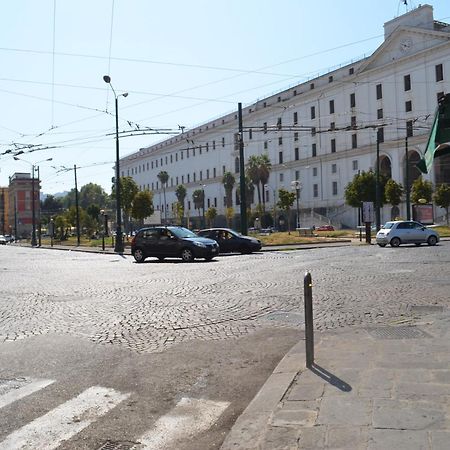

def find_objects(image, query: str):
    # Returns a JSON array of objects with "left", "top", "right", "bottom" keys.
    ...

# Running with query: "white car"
[
  {"left": 376, "top": 221, "right": 439, "bottom": 247},
  {"left": 0, "top": 235, "right": 6, "bottom": 245}
]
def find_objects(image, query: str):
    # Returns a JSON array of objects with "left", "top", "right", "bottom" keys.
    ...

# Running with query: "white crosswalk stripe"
[
  {"left": 0, "top": 386, "right": 130, "bottom": 450},
  {"left": 0, "top": 378, "right": 55, "bottom": 410},
  {"left": 136, "top": 397, "right": 230, "bottom": 449}
]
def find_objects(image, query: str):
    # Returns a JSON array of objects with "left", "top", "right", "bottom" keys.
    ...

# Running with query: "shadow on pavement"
[{"left": 310, "top": 363, "right": 352, "bottom": 392}]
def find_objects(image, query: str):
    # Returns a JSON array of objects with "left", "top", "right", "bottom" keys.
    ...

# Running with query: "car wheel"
[
  {"left": 240, "top": 246, "right": 252, "bottom": 254},
  {"left": 377, "top": 243, "right": 386, "bottom": 247},
  {"left": 181, "top": 248, "right": 194, "bottom": 262},
  {"left": 427, "top": 235, "right": 437, "bottom": 246},
  {"left": 158, "top": 257, "right": 165, "bottom": 261},
  {"left": 133, "top": 248, "right": 145, "bottom": 263},
  {"left": 205, "top": 256, "right": 214, "bottom": 261},
  {"left": 390, "top": 237, "right": 401, "bottom": 247},
  {"left": 415, "top": 243, "right": 422, "bottom": 246}
]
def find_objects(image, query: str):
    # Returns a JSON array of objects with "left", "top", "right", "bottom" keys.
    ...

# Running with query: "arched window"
[
  {"left": 379, "top": 155, "right": 392, "bottom": 179},
  {"left": 434, "top": 154, "right": 450, "bottom": 185},
  {"left": 404, "top": 150, "right": 422, "bottom": 187}
]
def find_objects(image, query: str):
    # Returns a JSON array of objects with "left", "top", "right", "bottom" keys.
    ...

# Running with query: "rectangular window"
[
  {"left": 351, "top": 116, "right": 356, "bottom": 128},
  {"left": 193, "top": 172, "right": 196, "bottom": 182},
  {"left": 199, "top": 146, "right": 202, "bottom": 155},
  {"left": 279, "top": 173, "right": 284, "bottom": 182},
  {"left": 352, "top": 133, "right": 357, "bottom": 149},
  {"left": 188, "top": 200, "right": 191, "bottom": 210},
  {"left": 405, "top": 100, "right": 412, "bottom": 112},
  {"left": 207, "top": 198, "right": 210, "bottom": 208},
  {"left": 312, "top": 143, "right": 317, "bottom": 157},
  {"left": 313, "top": 184, "right": 318, "bottom": 198},
  {"left": 200, "top": 170, "right": 203, "bottom": 181},
  {"left": 331, "top": 139, "right": 336, "bottom": 153},
  {"left": 330, "top": 122, "right": 335, "bottom": 130},
  {"left": 377, "top": 108, "right": 383, "bottom": 119},
  {"left": 310, "top": 106, "right": 316, "bottom": 119},
  {"left": 313, "top": 167, "right": 318, "bottom": 176},
  {"left": 249, "top": 129, "right": 252, "bottom": 140},
  {"left": 331, "top": 164, "right": 337, "bottom": 174},
  {"left": 294, "top": 147, "right": 299, "bottom": 160},
  {"left": 175, "top": 154, "right": 178, "bottom": 162},
  {"left": 176, "top": 176, "right": 179, "bottom": 185},
  {"left": 264, "top": 141, "right": 268, "bottom": 149},
  {"left": 187, "top": 149, "right": 190, "bottom": 158},
  {"left": 192, "top": 148, "right": 196, "bottom": 157},
  {"left": 214, "top": 197, "right": 217, "bottom": 207},
  {"left": 278, "top": 151, "right": 283, "bottom": 164},
  {"left": 213, "top": 168, "right": 216, "bottom": 177},
  {"left": 406, "top": 120, "right": 413, "bottom": 137},
  {"left": 180, "top": 152, "right": 183, "bottom": 160},
  {"left": 349, "top": 67, "right": 354, "bottom": 75},
  {"left": 293, "top": 112, "right": 298, "bottom": 125},
  {"left": 332, "top": 181, "right": 338, "bottom": 196},
  {"left": 223, "top": 165, "right": 226, "bottom": 174},
  {"left": 222, "top": 137, "right": 225, "bottom": 147},
  {"left": 156, "top": 181, "right": 159, "bottom": 190},
  {"left": 187, "top": 174, "right": 190, "bottom": 183},
  {"left": 156, "top": 160, "right": 158, "bottom": 167},
  {"left": 213, "top": 140, "right": 216, "bottom": 150},
  {"left": 170, "top": 155, "right": 172, "bottom": 163},
  {"left": 404, "top": 74, "right": 411, "bottom": 91},
  {"left": 328, "top": 75, "right": 333, "bottom": 83},
  {"left": 311, "top": 127, "right": 316, "bottom": 136},
  {"left": 181, "top": 175, "right": 184, "bottom": 183},
  {"left": 350, "top": 93, "right": 356, "bottom": 108},
  {"left": 263, "top": 122, "right": 267, "bottom": 134},
  {"left": 277, "top": 117, "right": 282, "bottom": 129},
  {"left": 376, "top": 83, "right": 382, "bottom": 100},
  {"left": 436, "top": 63, "right": 443, "bottom": 82},
  {"left": 295, "top": 170, "right": 300, "bottom": 180},
  {"left": 278, "top": 136, "right": 283, "bottom": 145},
  {"left": 310, "top": 83, "right": 315, "bottom": 90},
  {"left": 352, "top": 160, "right": 358, "bottom": 171},
  {"left": 329, "top": 100, "right": 335, "bottom": 114},
  {"left": 206, "top": 142, "right": 209, "bottom": 152},
  {"left": 294, "top": 132, "right": 299, "bottom": 142}
]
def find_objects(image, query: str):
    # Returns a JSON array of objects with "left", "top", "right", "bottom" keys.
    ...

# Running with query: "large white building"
[{"left": 120, "top": 4, "right": 450, "bottom": 228}]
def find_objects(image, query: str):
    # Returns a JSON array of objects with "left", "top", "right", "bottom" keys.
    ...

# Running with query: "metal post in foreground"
[{"left": 304, "top": 271, "right": 314, "bottom": 368}]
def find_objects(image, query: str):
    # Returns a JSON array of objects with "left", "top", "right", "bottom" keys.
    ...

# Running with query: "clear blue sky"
[{"left": 1, "top": 0, "right": 449, "bottom": 195}]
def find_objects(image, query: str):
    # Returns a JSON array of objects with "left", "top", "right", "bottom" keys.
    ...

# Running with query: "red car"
[{"left": 316, "top": 225, "right": 335, "bottom": 231}]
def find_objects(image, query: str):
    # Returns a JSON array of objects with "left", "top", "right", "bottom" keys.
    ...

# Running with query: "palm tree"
[
  {"left": 222, "top": 172, "right": 235, "bottom": 208},
  {"left": 192, "top": 189, "right": 205, "bottom": 227},
  {"left": 157, "top": 171, "right": 169, "bottom": 223},
  {"left": 258, "top": 154, "right": 272, "bottom": 212},
  {"left": 246, "top": 154, "right": 272, "bottom": 212},
  {"left": 247, "top": 155, "right": 261, "bottom": 208},
  {"left": 175, "top": 184, "right": 187, "bottom": 224}
]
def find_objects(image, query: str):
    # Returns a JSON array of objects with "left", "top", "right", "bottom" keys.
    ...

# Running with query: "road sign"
[{"left": 362, "top": 202, "right": 374, "bottom": 223}]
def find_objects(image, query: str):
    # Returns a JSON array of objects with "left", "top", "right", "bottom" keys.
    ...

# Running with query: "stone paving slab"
[{"left": 221, "top": 309, "right": 450, "bottom": 449}]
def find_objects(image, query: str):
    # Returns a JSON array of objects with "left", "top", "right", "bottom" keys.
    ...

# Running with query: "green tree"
[
  {"left": 277, "top": 188, "right": 296, "bottom": 234},
  {"left": 246, "top": 154, "right": 272, "bottom": 212},
  {"left": 192, "top": 189, "right": 205, "bottom": 226},
  {"left": 222, "top": 172, "right": 235, "bottom": 208},
  {"left": 247, "top": 155, "right": 262, "bottom": 207},
  {"left": 157, "top": 171, "right": 169, "bottom": 223},
  {"left": 79, "top": 183, "right": 109, "bottom": 210},
  {"left": 131, "top": 190, "right": 154, "bottom": 225},
  {"left": 205, "top": 207, "right": 217, "bottom": 227},
  {"left": 225, "top": 207, "right": 234, "bottom": 228},
  {"left": 175, "top": 184, "right": 187, "bottom": 223},
  {"left": 112, "top": 176, "right": 139, "bottom": 232},
  {"left": 385, "top": 179, "right": 404, "bottom": 207},
  {"left": 411, "top": 176, "right": 433, "bottom": 204},
  {"left": 258, "top": 154, "right": 272, "bottom": 212},
  {"left": 41, "top": 195, "right": 63, "bottom": 215},
  {"left": 433, "top": 184, "right": 450, "bottom": 224},
  {"left": 344, "top": 171, "right": 387, "bottom": 207},
  {"left": 54, "top": 214, "right": 68, "bottom": 240}
]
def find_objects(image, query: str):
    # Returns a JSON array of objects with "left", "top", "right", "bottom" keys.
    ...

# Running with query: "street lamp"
[
  {"left": 13, "top": 156, "right": 52, "bottom": 246},
  {"left": 103, "top": 75, "right": 128, "bottom": 253},
  {"left": 100, "top": 209, "right": 108, "bottom": 251},
  {"left": 291, "top": 180, "right": 302, "bottom": 229}
]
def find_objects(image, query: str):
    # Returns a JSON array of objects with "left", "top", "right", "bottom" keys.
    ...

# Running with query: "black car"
[
  {"left": 197, "top": 228, "right": 262, "bottom": 254},
  {"left": 131, "top": 226, "right": 219, "bottom": 263}
]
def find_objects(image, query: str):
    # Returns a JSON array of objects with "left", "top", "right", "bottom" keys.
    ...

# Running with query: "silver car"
[{"left": 376, "top": 221, "right": 439, "bottom": 247}]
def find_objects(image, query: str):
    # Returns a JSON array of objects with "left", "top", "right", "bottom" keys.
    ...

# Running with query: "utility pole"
[
  {"left": 31, "top": 165, "right": 37, "bottom": 246},
  {"left": 74, "top": 164, "right": 81, "bottom": 246},
  {"left": 37, "top": 166, "right": 42, "bottom": 247},
  {"left": 405, "top": 136, "right": 411, "bottom": 220},
  {"left": 375, "top": 131, "right": 381, "bottom": 231},
  {"left": 238, "top": 103, "right": 247, "bottom": 235}
]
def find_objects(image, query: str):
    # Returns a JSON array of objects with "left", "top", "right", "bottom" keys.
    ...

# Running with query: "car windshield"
[
  {"left": 382, "top": 222, "right": 395, "bottom": 229},
  {"left": 169, "top": 227, "right": 198, "bottom": 239}
]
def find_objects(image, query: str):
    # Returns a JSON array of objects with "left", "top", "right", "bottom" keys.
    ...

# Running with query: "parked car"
[
  {"left": 131, "top": 226, "right": 219, "bottom": 263},
  {"left": 197, "top": 228, "right": 262, "bottom": 254},
  {"left": 0, "top": 235, "right": 6, "bottom": 245},
  {"left": 4, "top": 235, "right": 14, "bottom": 243},
  {"left": 316, "top": 225, "right": 335, "bottom": 231},
  {"left": 376, "top": 220, "right": 439, "bottom": 247}
]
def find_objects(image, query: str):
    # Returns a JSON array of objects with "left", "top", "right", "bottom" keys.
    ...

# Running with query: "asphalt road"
[{"left": 0, "top": 242, "right": 449, "bottom": 449}]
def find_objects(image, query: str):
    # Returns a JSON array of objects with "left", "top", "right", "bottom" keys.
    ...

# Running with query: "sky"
[{"left": 1, "top": 0, "right": 449, "bottom": 196}]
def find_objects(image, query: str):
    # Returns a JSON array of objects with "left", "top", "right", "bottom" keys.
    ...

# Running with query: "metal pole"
[
  {"left": 375, "top": 133, "right": 381, "bottom": 231},
  {"left": 238, "top": 103, "right": 247, "bottom": 235},
  {"left": 304, "top": 271, "right": 314, "bottom": 368},
  {"left": 50, "top": 218, "right": 54, "bottom": 247},
  {"left": 74, "top": 165, "right": 81, "bottom": 246},
  {"left": 31, "top": 165, "right": 37, "bottom": 246},
  {"left": 114, "top": 96, "right": 124, "bottom": 253},
  {"left": 37, "top": 166, "right": 41, "bottom": 247},
  {"left": 296, "top": 188, "right": 300, "bottom": 228},
  {"left": 405, "top": 136, "right": 411, "bottom": 220}
]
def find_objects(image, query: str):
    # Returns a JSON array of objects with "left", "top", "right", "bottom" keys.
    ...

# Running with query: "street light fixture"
[
  {"left": 103, "top": 75, "right": 128, "bottom": 253},
  {"left": 13, "top": 156, "right": 53, "bottom": 246},
  {"left": 291, "top": 180, "right": 302, "bottom": 229}
]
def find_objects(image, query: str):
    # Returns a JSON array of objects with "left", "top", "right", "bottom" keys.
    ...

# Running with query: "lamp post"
[
  {"left": 100, "top": 209, "right": 108, "bottom": 251},
  {"left": 50, "top": 218, "right": 54, "bottom": 247},
  {"left": 103, "top": 75, "right": 128, "bottom": 253},
  {"left": 13, "top": 156, "right": 52, "bottom": 246},
  {"left": 291, "top": 180, "right": 301, "bottom": 229}
]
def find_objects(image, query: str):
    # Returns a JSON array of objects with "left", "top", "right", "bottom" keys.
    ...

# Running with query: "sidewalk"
[{"left": 221, "top": 308, "right": 450, "bottom": 450}]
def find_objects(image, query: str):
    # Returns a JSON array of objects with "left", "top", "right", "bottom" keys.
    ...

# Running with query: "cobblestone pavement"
[{"left": 1, "top": 242, "right": 449, "bottom": 353}]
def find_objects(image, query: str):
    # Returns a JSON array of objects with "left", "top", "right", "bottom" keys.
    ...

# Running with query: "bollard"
[{"left": 304, "top": 271, "right": 314, "bottom": 368}]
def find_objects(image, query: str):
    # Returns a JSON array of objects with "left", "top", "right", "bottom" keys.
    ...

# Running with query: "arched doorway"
[
  {"left": 404, "top": 150, "right": 422, "bottom": 188},
  {"left": 379, "top": 155, "right": 392, "bottom": 179},
  {"left": 434, "top": 153, "right": 450, "bottom": 185}
]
